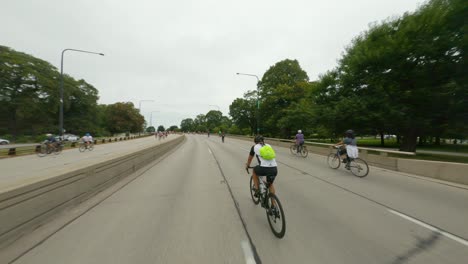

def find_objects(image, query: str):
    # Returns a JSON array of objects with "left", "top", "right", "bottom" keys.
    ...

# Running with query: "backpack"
[{"left": 259, "top": 144, "right": 276, "bottom": 160}]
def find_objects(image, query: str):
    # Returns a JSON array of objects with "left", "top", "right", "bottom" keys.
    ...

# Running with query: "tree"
[
  {"left": 157, "top": 125, "right": 165, "bottom": 132},
  {"left": 229, "top": 90, "right": 257, "bottom": 135},
  {"left": 146, "top": 126, "right": 156, "bottom": 133},
  {"left": 205, "top": 110, "right": 223, "bottom": 131},
  {"left": 105, "top": 102, "right": 144, "bottom": 134},
  {"left": 180, "top": 118, "right": 195, "bottom": 132},
  {"left": 0, "top": 45, "right": 60, "bottom": 138},
  {"left": 168, "top": 125, "right": 178, "bottom": 131},
  {"left": 259, "top": 59, "right": 311, "bottom": 137}
]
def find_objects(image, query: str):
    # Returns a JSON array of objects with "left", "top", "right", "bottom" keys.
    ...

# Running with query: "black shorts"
[{"left": 254, "top": 166, "right": 278, "bottom": 184}]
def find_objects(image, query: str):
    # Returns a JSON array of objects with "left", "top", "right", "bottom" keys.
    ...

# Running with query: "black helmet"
[
  {"left": 345, "top": 129, "right": 354, "bottom": 136},
  {"left": 254, "top": 135, "right": 264, "bottom": 143}
]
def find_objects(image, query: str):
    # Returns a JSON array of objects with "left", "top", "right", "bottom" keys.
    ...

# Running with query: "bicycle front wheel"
[
  {"left": 37, "top": 144, "right": 47, "bottom": 157},
  {"left": 266, "top": 193, "right": 286, "bottom": 238},
  {"left": 88, "top": 144, "right": 94, "bottom": 151},
  {"left": 327, "top": 154, "right": 340, "bottom": 169},
  {"left": 79, "top": 144, "right": 86, "bottom": 152},
  {"left": 301, "top": 147, "right": 308, "bottom": 158},
  {"left": 290, "top": 144, "right": 297, "bottom": 155},
  {"left": 54, "top": 145, "right": 63, "bottom": 155},
  {"left": 249, "top": 176, "right": 260, "bottom": 205},
  {"left": 349, "top": 158, "right": 369, "bottom": 177}
]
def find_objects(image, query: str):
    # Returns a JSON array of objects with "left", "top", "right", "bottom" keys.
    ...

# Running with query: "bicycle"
[
  {"left": 37, "top": 141, "right": 63, "bottom": 157},
  {"left": 327, "top": 146, "right": 369, "bottom": 177},
  {"left": 78, "top": 141, "right": 94, "bottom": 152},
  {"left": 290, "top": 143, "right": 308, "bottom": 158},
  {"left": 246, "top": 167, "right": 286, "bottom": 238}
]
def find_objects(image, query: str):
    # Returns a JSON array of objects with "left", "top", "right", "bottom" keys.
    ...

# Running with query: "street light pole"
[
  {"left": 236, "top": 72, "right": 260, "bottom": 135},
  {"left": 138, "top": 100, "right": 154, "bottom": 134},
  {"left": 150, "top": 111, "right": 160, "bottom": 127},
  {"left": 60, "top": 48, "right": 104, "bottom": 137}
]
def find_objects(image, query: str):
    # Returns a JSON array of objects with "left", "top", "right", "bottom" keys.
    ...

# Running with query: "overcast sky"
[{"left": 1, "top": 0, "right": 423, "bottom": 128}]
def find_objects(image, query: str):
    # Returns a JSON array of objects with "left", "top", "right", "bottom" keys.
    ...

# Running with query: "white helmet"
[
  {"left": 298, "top": 130, "right": 302, "bottom": 133},
  {"left": 46, "top": 133, "right": 52, "bottom": 137}
]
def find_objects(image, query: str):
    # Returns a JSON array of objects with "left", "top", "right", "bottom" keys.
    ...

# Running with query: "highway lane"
[
  {"left": 12, "top": 135, "right": 468, "bottom": 263},
  {"left": 0, "top": 135, "right": 180, "bottom": 193}
]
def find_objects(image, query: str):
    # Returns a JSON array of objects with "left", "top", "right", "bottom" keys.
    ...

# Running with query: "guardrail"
[{"left": 0, "top": 135, "right": 153, "bottom": 158}]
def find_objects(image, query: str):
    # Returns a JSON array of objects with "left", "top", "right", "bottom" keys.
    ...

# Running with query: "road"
[{"left": 9, "top": 135, "right": 468, "bottom": 263}]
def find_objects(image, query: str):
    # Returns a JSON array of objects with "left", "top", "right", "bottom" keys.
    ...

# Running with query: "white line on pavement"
[
  {"left": 388, "top": 209, "right": 468, "bottom": 247},
  {"left": 208, "top": 148, "right": 212, "bottom": 155},
  {"left": 241, "top": 240, "right": 256, "bottom": 264}
]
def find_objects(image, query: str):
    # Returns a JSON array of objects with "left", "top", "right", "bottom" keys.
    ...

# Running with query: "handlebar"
[{"left": 245, "top": 166, "right": 255, "bottom": 174}]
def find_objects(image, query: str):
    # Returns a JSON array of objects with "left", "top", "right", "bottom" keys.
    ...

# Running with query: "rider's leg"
[{"left": 252, "top": 170, "right": 260, "bottom": 191}]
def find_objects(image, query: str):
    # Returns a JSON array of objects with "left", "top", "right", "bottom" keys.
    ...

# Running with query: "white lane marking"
[
  {"left": 388, "top": 209, "right": 468, "bottom": 247},
  {"left": 241, "top": 240, "right": 256, "bottom": 264},
  {"left": 208, "top": 148, "right": 212, "bottom": 155}
]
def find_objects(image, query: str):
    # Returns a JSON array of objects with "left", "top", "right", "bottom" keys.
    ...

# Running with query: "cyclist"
[
  {"left": 82, "top": 133, "right": 93, "bottom": 148},
  {"left": 334, "top": 129, "right": 358, "bottom": 169},
  {"left": 295, "top": 130, "right": 305, "bottom": 153},
  {"left": 44, "top": 133, "right": 58, "bottom": 150},
  {"left": 221, "top": 131, "right": 225, "bottom": 143},
  {"left": 245, "top": 135, "right": 278, "bottom": 198}
]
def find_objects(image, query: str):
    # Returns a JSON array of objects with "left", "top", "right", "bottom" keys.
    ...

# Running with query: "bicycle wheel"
[
  {"left": 54, "top": 144, "right": 63, "bottom": 155},
  {"left": 79, "top": 144, "right": 86, "bottom": 152},
  {"left": 327, "top": 154, "right": 340, "bottom": 169},
  {"left": 266, "top": 193, "right": 286, "bottom": 238},
  {"left": 301, "top": 147, "right": 309, "bottom": 158},
  {"left": 249, "top": 176, "right": 260, "bottom": 205},
  {"left": 349, "top": 158, "right": 369, "bottom": 177},
  {"left": 290, "top": 144, "right": 297, "bottom": 155},
  {"left": 37, "top": 144, "right": 48, "bottom": 157},
  {"left": 88, "top": 144, "right": 94, "bottom": 151}
]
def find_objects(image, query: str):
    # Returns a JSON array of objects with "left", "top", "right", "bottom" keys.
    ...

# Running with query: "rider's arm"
[
  {"left": 334, "top": 140, "right": 344, "bottom": 147},
  {"left": 245, "top": 146, "right": 255, "bottom": 168}
]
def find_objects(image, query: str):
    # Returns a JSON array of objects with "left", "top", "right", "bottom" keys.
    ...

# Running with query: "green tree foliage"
[
  {"left": 180, "top": 118, "right": 195, "bottom": 132},
  {"left": 314, "top": 0, "right": 467, "bottom": 151},
  {"left": 104, "top": 102, "right": 144, "bottom": 134},
  {"left": 157, "top": 125, "right": 165, "bottom": 132},
  {"left": 259, "top": 59, "right": 312, "bottom": 137},
  {"left": 0, "top": 46, "right": 60, "bottom": 138},
  {"left": 205, "top": 110, "right": 223, "bottom": 130},
  {"left": 168, "top": 125, "right": 179, "bottom": 131},
  {"left": 146, "top": 126, "right": 156, "bottom": 133},
  {"left": 229, "top": 90, "right": 257, "bottom": 135}
]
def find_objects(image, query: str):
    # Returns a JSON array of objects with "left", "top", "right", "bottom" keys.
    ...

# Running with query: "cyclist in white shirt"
[{"left": 82, "top": 133, "right": 93, "bottom": 147}]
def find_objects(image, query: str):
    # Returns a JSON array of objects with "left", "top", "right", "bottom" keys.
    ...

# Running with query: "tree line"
[
  {"left": 0, "top": 45, "right": 145, "bottom": 140},
  {"left": 181, "top": 0, "right": 467, "bottom": 152}
]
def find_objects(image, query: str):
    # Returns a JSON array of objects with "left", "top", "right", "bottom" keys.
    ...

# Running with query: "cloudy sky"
[{"left": 1, "top": 0, "right": 422, "bottom": 128}]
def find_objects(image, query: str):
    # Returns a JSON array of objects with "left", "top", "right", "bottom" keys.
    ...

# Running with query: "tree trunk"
[
  {"left": 399, "top": 128, "right": 418, "bottom": 152},
  {"left": 380, "top": 132, "right": 385, "bottom": 147},
  {"left": 435, "top": 136, "right": 441, "bottom": 145}
]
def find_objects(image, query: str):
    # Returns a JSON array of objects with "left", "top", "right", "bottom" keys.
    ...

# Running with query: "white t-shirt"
[
  {"left": 250, "top": 143, "right": 277, "bottom": 167},
  {"left": 82, "top": 136, "right": 93, "bottom": 142}
]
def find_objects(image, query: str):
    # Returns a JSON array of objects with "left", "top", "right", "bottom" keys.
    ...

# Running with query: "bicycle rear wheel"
[
  {"left": 79, "top": 144, "right": 86, "bottom": 152},
  {"left": 290, "top": 144, "right": 297, "bottom": 155},
  {"left": 37, "top": 144, "right": 48, "bottom": 157},
  {"left": 327, "top": 154, "right": 340, "bottom": 169},
  {"left": 301, "top": 147, "right": 308, "bottom": 158},
  {"left": 266, "top": 193, "right": 286, "bottom": 238},
  {"left": 349, "top": 158, "right": 369, "bottom": 177},
  {"left": 249, "top": 176, "right": 260, "bottom": 205}
]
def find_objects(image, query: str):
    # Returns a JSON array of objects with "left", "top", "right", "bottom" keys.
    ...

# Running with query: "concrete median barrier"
[{"left": 0, "top": 135, "right": 185, "bottom": 248}]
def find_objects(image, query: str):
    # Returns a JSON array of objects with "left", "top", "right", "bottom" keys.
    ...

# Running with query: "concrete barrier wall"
[
  {"left": 228, "top": 135, "right": 467, "bottom": 185},
  {"left": 0, "top": 136, "right": 185, "bottom": 246}
]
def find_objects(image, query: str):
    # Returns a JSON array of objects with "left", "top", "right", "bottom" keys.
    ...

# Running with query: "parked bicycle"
[
  {"left": 78, "top": 141, "right": 94, "bottom": 152},
  {"left": 327, "top": 146, "right": 369, "bottom": 177},
  {"left": 247, "top": 167, "right": 286, "bottom": 238},
  {"left": 37, "top": 141, "right": 63, "bottom": 157},
  {"left": 290, "top": 144, "right": 308, "bottom": 158}
]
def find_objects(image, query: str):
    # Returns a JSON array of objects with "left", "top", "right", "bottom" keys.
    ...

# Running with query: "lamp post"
[
  {"left": 138, "top": 100, "right": 154, "bottom": 134},
  {"left": 149, "top": 111, "right": 160, "bottom": 127},
  {"left": 236, "top": 72, "right": 260, "bottom": 135},
  {"left": 60, "top": 49, "right": 104, "bottom": 137}
]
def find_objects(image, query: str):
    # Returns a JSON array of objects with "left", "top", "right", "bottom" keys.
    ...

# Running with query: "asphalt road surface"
[{"left": 9, "top": 135, "right": 468, "bottom": 263}]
